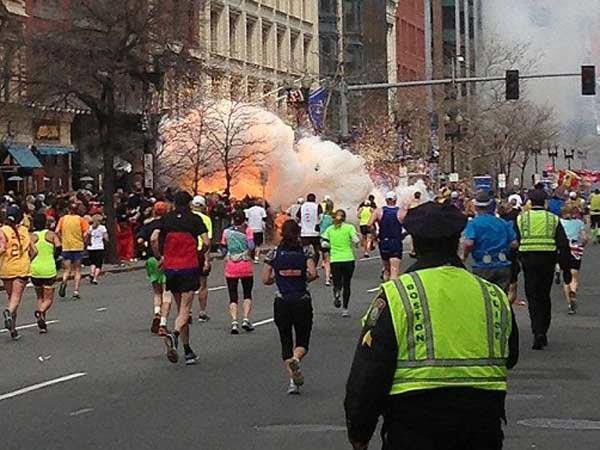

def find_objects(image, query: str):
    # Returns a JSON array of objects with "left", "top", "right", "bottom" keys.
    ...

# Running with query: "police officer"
[
  {"left": 517, "top": 188, "right": 569, "bottom": 350},
  {"left": 262, "top": 220, "right": 318, "bottom": 395},
  {"left": 344, "top": 201, "right": 519, "bottom": 450}
]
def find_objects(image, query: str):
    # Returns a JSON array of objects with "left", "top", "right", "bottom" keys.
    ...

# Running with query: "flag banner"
[{"left": 308, "top": 86, "right": 327, "bottom": 133}]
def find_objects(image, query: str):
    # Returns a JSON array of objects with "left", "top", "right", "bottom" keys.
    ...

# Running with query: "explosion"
[{"left": 158, "top": 99, "right": 376, "bottom": 210}]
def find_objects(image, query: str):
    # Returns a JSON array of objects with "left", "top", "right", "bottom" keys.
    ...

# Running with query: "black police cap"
[{"left": 403, "top": 201, "right": 468, "bottom": 240}]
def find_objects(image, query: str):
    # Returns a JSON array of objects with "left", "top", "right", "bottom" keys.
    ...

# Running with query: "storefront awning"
[
  {"left": 35, "top": 144, "right": 77, "bottom": 156},
  {"left": 7, "top": 144, "right": 43, "bottom": 169}
]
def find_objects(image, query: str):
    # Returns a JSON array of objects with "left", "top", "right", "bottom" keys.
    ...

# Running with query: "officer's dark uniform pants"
[
  {"left": 273, "top": 293, "right": 313, "bottom": 360},
  {"left": 520, "top": 254, "right": 555, "bottom": 336},
  {"left": 383, "top": 422, "right": 503, "bottom": 450}
]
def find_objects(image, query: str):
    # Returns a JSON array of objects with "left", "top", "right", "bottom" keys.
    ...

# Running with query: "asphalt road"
[{"left": 1, "top": 246, "right": 600, "bottom": 450}]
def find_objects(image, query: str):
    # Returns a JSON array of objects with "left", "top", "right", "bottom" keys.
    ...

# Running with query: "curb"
[{"left": 0, "top": 264, "right": 146, "bottom": 292}]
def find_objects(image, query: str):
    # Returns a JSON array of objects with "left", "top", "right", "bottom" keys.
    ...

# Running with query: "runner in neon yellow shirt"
[
  {"left": 192, "top": 195, "right": 213, "bottom": 322},
  {"left": 321, "top": 210, "right": 359, "bottom": 317}
]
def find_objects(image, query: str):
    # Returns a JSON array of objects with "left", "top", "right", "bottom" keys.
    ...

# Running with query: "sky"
[{"left": 481, "top": 0, "right": 599, "bottom": 135}]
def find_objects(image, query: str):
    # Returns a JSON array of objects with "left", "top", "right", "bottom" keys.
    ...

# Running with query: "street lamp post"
[
  {"left": 530, "top": 144, "right": 541, "bottom": 175},
  {"left": 563, "top": 148, "right": 575, "bottom": 170},
  {"left": 547, "top": 145, "right": 558, "bottom": 170},
  {"left": 444, "top": 112, "right": 463, "bottom": 174}
]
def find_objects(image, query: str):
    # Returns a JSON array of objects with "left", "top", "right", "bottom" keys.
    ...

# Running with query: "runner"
[
  {"left": 319, "top": 200, "right": 334, "bottom": 286},
  {"left": 245, "top": 199, "right": 267, "bottom": 263},
  {"left": 137, "top": 201, "right": 170, "bottom": 336},
  {"left": 221, "top": 210, "right": 256, "bottom": 334},
  {"left": 368, "top": 191, "right": 406, "bottom": 281},
  {"left": 297, "top": 193, "right": 323, "bottom": 262},
  {"left": 30, "top": 213, "right": 59, "bottom": 334},
  {"left": 321, "top": 209, "right": 359, "bottom": 317},
  {"left": 357, "top": 200, "right": 373, "bottom": 258},
  {"left": 590, "top": 188, "right": 600, "bottom": 244},
  {"left": 1, "top": 206, "right": 36, "bottom": 340},
  {"left": 287, "top": 198, "right": 304, "bottom": 224},
  {"left": 87, "top": 214, "right": 108, "bottom": 285},
  {"left": 559, "top": 204, "right": 587, "bottom": 315},
  {"left": 151, "top": 192, "right": 209, "bottom": 364},
  {"left": 56, "top": 202, "right": 89, "bottom": 299},
  {"left": 191, "top": 195, "right": 213, "bottom": 322},
  {"left": 263, "top": 220, "right": 318, "bottom": 395}
]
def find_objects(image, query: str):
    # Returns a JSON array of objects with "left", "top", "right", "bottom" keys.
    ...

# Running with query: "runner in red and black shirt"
[{"left": 152, "top": 191, "right": 209, "bottom": 365}]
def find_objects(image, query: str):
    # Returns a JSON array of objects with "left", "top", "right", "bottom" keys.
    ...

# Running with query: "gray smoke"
[{"left": 482, "top": 0, "right": 598, "bottom": 140}]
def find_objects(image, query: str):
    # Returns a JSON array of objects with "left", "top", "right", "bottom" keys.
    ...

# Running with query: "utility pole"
[
  {"left": 463, "top": 0, "right": 471, "bottom": 96},
  {"left": 455, "top": 0, "right": 462, "bottom": 99},
  {"left": 337, "top": 0, "right": 349, "bottom": 138},
  {"left": 424, "top": 0, "right": 434, "bottom": 112}
]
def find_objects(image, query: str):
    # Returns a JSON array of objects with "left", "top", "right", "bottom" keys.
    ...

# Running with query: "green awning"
[{"left": 7, "top": 144, "right": 43, "bottom": 169}]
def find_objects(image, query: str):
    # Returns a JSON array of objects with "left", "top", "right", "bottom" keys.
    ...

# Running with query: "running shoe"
[
  {"left": 254, "top": 257, "right": 260, "bottom": 264},
  {"left": 10, "top": 329, "right": 20, "bottom": 341},
  {"left": 342, "top": 309, "right": 351, "bottom": 318},
  {"left": 231, "top": 321, "right": 240, "bottom": 335},
  {"left": 150, "top": 314, "right": 160, "bottom": 334},
  {"left": 554, "top": 270, "right": 561, "bottom": 285},
  {"left": 164, "top": 333, "right": 179, "bottom": 363},
  {"left": 158, "top": 325, "right": 168, "bottom": 337},
  {"left": 198, "top": 312, "right": 210, "bottom": 322},
  {"left": 185, "top": 350, "right": 199, "bottom": 365},
  {"left": 363, "top": 253, "right": 370, "bottom": 259},
  {"left": 35, "top": 311, "right": 47, "bottom": 334},
  {"left": 288, "top": 358, "right": 304, "bottom": 386},
  {"left": 3, "top": 309, "right": 12, "bottom": 331},
  {"left": 91, "top": 279, "right": 99, "bottom": 285},
  {"left": 187, "top": 314, "right": 193, "bottom": 325},
  {"left": 287, "top": 380, "right": 300, "bottom": 395},
  {"left": 58, "top": 282, "right": 67, "bottom": 298},
  {"left": 325, "top": 279, "right": 331, "bottom": 287},
  {"left": 333, "top": 290, "right": 341, "bottom": 308},
  {"left": 72, "top": 291, "right": 81, "bottom": 300},
  {"left": 242, "top": 319, "right": 255, "bottom": 332}
]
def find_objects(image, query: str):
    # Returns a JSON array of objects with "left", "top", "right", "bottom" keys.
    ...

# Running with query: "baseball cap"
[
  {"left": 6, "top": 205, "right": 22, "bottom": 223},
  {"left": 192, "top": 195, "right": 206, "bottom": 208},
  {"left": 473, "top": 191, "right": 493, "bottom": 207},
  {"left": 385, "top": 191, "right": 397, "bottom": 200},
  {"left": 569, "top": 191, "right": 577, "bottom": 199},
  {"left": 451, "top": 191, "right": 459, "bottom": 199}
]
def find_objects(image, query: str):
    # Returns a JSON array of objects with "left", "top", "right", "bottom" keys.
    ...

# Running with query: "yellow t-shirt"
[
  {"left": 57, "top": 214, "right": 89, "bottom": 251},
  {"left": 0, "top": 225, "right": 31, "bottom": 278}
]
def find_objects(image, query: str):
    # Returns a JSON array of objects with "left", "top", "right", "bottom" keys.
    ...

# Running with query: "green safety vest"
[
  {"left": 378, "top": 266, "right": 511, "bottom": 396},
  {"left": 517, "top": 209, "right": 558, "bottom": 252}
]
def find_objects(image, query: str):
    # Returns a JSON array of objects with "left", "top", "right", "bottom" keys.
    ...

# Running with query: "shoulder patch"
[{"left": 365, "top": 297, "right": 387, "bottom": 328}]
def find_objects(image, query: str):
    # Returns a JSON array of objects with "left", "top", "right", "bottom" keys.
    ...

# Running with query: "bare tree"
[
  {"left": 159, "top": 98, "right": 219, "bottom": 194},
  {"left": 27, "top": 0, "right": 203, "bottom": 261},
  {"left": 203, "top": 100, "right": 270, "bottom": 196}
]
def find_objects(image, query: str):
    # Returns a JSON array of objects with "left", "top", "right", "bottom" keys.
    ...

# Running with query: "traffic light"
[
  {"left": 582, "top": 65, "right": 596, "bottom": 96},
  {"left": 505, "top": 70, "right": 520, "bottom": 100}
]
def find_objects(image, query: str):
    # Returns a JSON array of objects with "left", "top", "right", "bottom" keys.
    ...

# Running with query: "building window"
[
  {"left": 262, "top": 23, "right": 272, "bottom": 67},
  {"left": 229, "top": 12, "right": 240, "bottom": 58},
  {"left": 210, "top": 8, "right": 221, "bottom": 53},
  {"left": 304, "top": 36, "right": 313, "bottom": 72},
  {"left": 246, "top": 17, "right": 257, "bottom": 63},
  {"left": 291, "top": 31, "right": 300, "bottom": 70},
  {"left": 276, "top": 28, "right": 285, "bottom": 70}
]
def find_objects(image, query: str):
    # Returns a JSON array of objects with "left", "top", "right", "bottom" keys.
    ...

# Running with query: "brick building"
[{"left": 396, "top": 0, "right": 426, "bottom": 82}]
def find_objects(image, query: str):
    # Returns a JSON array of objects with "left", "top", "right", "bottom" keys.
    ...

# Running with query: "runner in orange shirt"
[{"left": 56, "top": 203, "right": 90, "bottom": 299}]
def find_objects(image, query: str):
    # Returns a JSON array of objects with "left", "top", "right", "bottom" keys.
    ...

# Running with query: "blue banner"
[{"left": 308, "top": 87, "right": 327, "bottom": 133}]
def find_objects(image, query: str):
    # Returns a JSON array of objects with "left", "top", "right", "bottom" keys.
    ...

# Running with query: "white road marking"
[
  {"left": 208, "top": 286, "right": 227, "bottom": 292},
  {"left": 0, "top": 372, "right": 87, "bottom": 402},
  {"left": 0, "top": 320, "right": 59, "bottom": 334},
  {"left": 359, "top": 256, "right": 380, "bottom": 262},
  {"left": 366, "top": 287, "right": 380, "bottom": 293},
  {"left": 254, "top": 318, "right": 275, "bottom": 327},
  {"left": 69, "top": 408, "right": 94, "bottom": 416},
  {"left": 96, "top": 308, "right": 108, "bottom": 312}
]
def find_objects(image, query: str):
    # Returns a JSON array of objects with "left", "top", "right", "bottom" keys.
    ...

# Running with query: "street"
[{"left": 1, "top": 248, "right": 600, "bottom": 450}]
